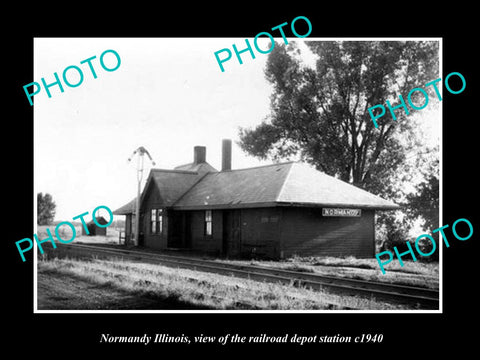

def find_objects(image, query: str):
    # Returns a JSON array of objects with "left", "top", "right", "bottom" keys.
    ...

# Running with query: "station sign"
[{"left": 322, "top": 208, "right": 361, "bottom": 217}]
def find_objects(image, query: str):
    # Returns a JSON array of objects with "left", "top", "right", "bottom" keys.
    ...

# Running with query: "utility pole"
[{"left": 127, "top": 146, "right": 155, "bottom": 246}]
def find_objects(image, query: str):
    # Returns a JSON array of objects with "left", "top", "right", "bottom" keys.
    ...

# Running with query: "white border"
[{"left": 33, "top": 37, "right": 443, "bottom": 314}]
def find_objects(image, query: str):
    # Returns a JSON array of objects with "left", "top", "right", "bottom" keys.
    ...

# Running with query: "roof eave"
[
  {"left": 172, "top": 201, "right": 400, "bottom": 211},
  {"left": 275, "top": 201, "right": 400, "bottom": 210},
  {"left": 172, "top": 202, "right": 279, "bottom": 210}
]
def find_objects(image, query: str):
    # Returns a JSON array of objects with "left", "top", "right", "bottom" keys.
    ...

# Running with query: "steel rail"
[{"left": 53, "top": 243, "right": 439, "bottom": 309}]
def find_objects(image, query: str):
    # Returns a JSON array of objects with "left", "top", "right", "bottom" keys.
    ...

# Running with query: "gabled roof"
[
  {"left": 277, "top": 162, "right": 398, "bottom": 209},
  {"left": 114, "top": 162, "right": 399, "bottom": 214},
  {"left": 113, "top": 197, "right": 136, "bottom": 215},
  {"left": 87, "top": 216, "right": 109, "bottom": 225},
  {"left": 173, "top": 162, "right": 292, "bottom": 209},
  {"left": 113, "top": 169, "right": 207, "bottom": 215},
  {"left": 173, "top": 162, "right": 398, "bottom": 210},
  {"left": 140, "top": 168, "right": 207, "bottom": 207},
  {"left": 174, "top": 162, "right": 218, "bottom": 173}
]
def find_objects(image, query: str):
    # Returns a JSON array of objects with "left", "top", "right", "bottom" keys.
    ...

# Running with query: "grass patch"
[
  {"left": 215, "top": 255, "right": 439, "bottom": 290},
  {"left": 298, "top": 255, "right": 438, "bottom": 275},
  {"left": 36, "top": 225, "right": 122, "bottom": 245},
  {"left": 37, "top": 256, "right": 412, "bottom": 310}
]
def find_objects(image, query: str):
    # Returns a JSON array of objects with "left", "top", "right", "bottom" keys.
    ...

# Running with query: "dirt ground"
[{"left": 37, "top": 269, "right": 212, "bottom": 310}]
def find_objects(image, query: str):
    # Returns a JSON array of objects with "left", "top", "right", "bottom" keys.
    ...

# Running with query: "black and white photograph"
[
  {"left": 33, "top": 37, "right": 441, "bottom": 312},
  {"left": 6, "top": 7, "right": 477, "bottom": 356}
]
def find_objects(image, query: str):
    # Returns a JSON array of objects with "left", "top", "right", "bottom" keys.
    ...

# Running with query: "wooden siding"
[
  {"left": 238, "top": 208, "right": 281, "bottom": 258},
  {"left": 141, "top": 205, "right": 374, "bottom": 259},
  {"left": 141, "top": 181, "right": 168, "bottom": 250},
  {"left": 187, "top": 208, "right": 281, "bottom": 258},
  {"left": 168, "top": 211, "right": 185, "bottom": 248},
  {"left": 279, "top": 207, "right": 375, "bottom": 258},
  {"left": 124, "top": 214, "right": 133, "bottom": 244},
  {"left": 189, "top": 210, "right": 222, "bottom": 253},
  {"left": 82, "top": 223, "right": 107, "bottom": 236},
  {"left": 222, "top": 210, "right": 242, "bottom": 256}
]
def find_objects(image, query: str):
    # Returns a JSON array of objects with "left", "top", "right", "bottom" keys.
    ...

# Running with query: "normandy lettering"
[
  {"left": 100, "top": 333, "right": 152, "bottom": 345},
  {"left": 322, "top": 208, "right": 361, "bottom": 217}
]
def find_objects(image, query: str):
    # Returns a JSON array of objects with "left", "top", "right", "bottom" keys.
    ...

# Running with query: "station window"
[
  {"left": 151, "top": 209, "right": 163, "bottom": 235},
  {"left": 205, "top": 210, "right": 212, "bottom": 236}
]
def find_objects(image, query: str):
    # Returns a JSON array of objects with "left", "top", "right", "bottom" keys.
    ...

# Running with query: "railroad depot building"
[{"left": 113, "top": 140, "right": 398, "bottom": 259}]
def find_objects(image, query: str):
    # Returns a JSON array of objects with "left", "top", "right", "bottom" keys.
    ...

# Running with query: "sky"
[
  {"left": 34, "top": 38, "right": 280, "bottom": 221},
  {"left": 34, "top": 38, "right": 440, "bottom": 222}
]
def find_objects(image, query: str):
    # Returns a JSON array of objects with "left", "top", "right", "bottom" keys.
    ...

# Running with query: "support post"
[{"left": 128, "top": 146, "right": 155, "bottom": 247}]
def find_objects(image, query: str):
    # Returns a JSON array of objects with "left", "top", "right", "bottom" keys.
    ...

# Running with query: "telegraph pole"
[{"left": 128, "top": 146, "right": 155, "bottom": 246}]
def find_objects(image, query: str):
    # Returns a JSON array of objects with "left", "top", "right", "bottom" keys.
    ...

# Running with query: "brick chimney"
[
  {"left": 221, "top": 139, "right": 232, "bottom": 171},
  {"left": 194, "top": 146, "right": 206, "bottom": 164}
]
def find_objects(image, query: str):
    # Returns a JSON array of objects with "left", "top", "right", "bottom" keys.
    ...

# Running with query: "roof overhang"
[{"left": 171, "top": 201, "right": 400, "bottom": 211}]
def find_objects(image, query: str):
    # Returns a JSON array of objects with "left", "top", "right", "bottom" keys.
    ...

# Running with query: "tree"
[
  {"left": 239, "top": 41, "right": 439, "bottom": 253},
  {"left": 404, "top": 152, "right": 440, "bottom": 260},
  {"left": 37, "top": 192, "right": 56, "bottom": 225},
  {"left": 239, "top": 41, "right": 439, "bottom": 196},
  {"left": 406, "top": 155, "right": 439, "bottom": 233}
]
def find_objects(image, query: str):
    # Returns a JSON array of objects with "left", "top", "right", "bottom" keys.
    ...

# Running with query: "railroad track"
[{"left": 50, "top": 243, "right": 440, "bottom": 309}]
